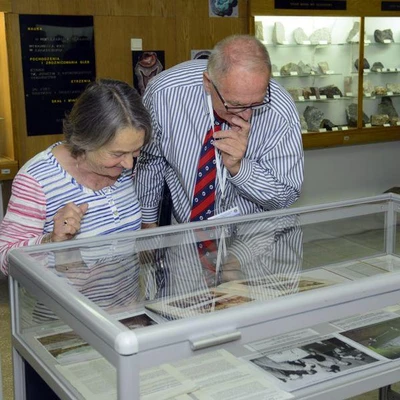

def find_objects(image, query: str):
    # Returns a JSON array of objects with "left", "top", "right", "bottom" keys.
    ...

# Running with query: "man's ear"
[{"left": 203, "top": 71, "right": 212, "bottom": 94}]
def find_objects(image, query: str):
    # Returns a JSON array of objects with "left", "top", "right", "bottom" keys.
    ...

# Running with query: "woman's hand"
[{"left": 51, "top": 202, "right": 89, "bottom": 242}]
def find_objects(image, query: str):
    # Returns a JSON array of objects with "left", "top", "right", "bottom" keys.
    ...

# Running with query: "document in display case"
[{"left": 8, "top": 194, "right": 400, "bottom": 399}]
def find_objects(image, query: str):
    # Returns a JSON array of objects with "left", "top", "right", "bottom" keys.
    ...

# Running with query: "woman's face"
[{"left": 84, "top": 126, "right": 145, "bottom": 178}]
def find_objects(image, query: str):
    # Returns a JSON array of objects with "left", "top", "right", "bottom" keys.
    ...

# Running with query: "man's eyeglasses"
[{"left": 211, "top": 81, "right": 271, "bottom": 114}]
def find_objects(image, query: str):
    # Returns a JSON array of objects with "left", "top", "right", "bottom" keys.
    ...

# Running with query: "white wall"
[{"left": 295, "top": 140, "right": 400, "bottom": 207}]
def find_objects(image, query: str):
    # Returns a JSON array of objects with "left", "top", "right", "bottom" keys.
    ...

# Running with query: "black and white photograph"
[
  {"left": 249, "top": 337, "right": 380, "bottom": 391},
  {"left": 341, "top": 316, "right": 400, "bottom": 360}
]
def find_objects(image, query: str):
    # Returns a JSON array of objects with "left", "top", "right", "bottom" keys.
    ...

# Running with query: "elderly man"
[{"left": 136, "top": 34, "right": 304, "bottom": 227}]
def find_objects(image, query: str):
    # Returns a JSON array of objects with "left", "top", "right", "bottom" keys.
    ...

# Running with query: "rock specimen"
[
  {"left": 300, "top": 87, "right": 320, "bottom": 99},
  {"left": 344, "top": 76, "right": 352, "bottom": 94},
  {"left": 309, "top": 28, "right": 331, "bottom": 44},
  {"left": 346, "top": 21, "right": 360, "bottom": 42},
  {"left": 318, "top": 61, "right": 330, "bottom": 74},
  {"left": 374, "top": 29, "right": 394, "bottom": 43},
  {"left": 304, "top": 106, "right": 324, "bottom": 131},
  {"left": 298, "top": 61, "right": 312, "bottom": 75},
  {"left": 386, "top": 83, "right": 400, "bottom": 94},
  {"left": 280, "top": 62, "right": 302, "bottom": 76},
  {"left": 378, "top": 96, "right": 398, "bottom": 119},
  {"left": 371, "top": 62, "right": 385, "bottom": 72},
  {"left": 300, "top": 115, "right": 308, "bottom": 131},
  {"left": 320, "top": 119, "right": 336, "bottom": 131},
  {"left": 363, "top": 80, "right": 375, "bottom": 95},
  {"left": 287, "top": 87, "right": 303, "bottom": 100},
  {"left": 293, "top": 27, "right": 309, "bottom": 44},
  {"left": 346, "top": 103, "right": 370, "bottom": 127},
  {"left": 272, "top": 22, "right": 286, "bottom": 44},
  {"left": 391, "top": 116, "right": 400, "bottom": 125},
  {"left": 354, "top": 58, "right": 370, "bottom": 71},
  {"left": 310, "top": 87, "right": 320, "bottom": 97},
  {"left": 255, "top": 21, "right": 264, "bottom": 41},
  {"left": 375, "top": 86, "right": 387, "bottom": 95},
  {"left": 371, "top": 114, "right": 390, "bottom": 125},
  {"left": 319, "top": 85, "right": 343, "bottom": 98}
]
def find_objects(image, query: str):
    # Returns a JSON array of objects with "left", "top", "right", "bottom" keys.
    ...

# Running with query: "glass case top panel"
[{"left": 14, "top": 197, "right": 399, "bottom": 322}]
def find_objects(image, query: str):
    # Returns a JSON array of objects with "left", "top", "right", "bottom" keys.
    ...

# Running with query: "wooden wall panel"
[
  {"left": 175, "top": 17, "right": 249, "bottom": 63},
  {"left": 0, "top": 13, "right": 13, "bottom": 159},
  {"left": 175, "top": 0, "right": 249, "bottom": 63},
  {"left": 95, "top": 16, "right": 177, "bottom": 82},
  {"left": 0, "top": 0, "right": 10, "bottom": 12},
  {"left": 11, "top": 0, "right": 108, "bottom": 16},
  {"left": 11, "top": 0, "right": 175, "bottom": 17},
  {"left": 4, "top": 0, "right": 250, "bottom": 165},
  {"left": 105, "top": 0, "right": 175, "bottom": 17}
]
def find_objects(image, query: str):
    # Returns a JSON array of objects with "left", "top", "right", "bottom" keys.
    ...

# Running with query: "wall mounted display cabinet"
[
  {"left": 249, "top": 0, "right": 400, "bottom": 149},
  {"left": 8, "top": 193, "right": 400, "bottom": 399}
]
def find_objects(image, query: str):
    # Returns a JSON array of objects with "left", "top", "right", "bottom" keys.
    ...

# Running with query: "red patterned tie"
[
  {"left": 190, "top": 121, "right": 221, "bottom": 222},
  {"left": 190, "top": 119, "right": 222, "bottom": 285}
]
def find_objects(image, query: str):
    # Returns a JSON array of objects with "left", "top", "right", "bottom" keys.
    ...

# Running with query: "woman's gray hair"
[
  {"left": 63, "top": 78, "right": 152, "bottom": 158},
  {"left": 207, "top": 35, "right": 271, "bottom": 83}
]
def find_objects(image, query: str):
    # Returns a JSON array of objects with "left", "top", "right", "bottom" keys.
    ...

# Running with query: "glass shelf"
[
  {"left": 295, "top": 96, "right": 356, "bottom": 103},
  {"left": 363, "top": 94, "right": 400, "bottom": 100},
  {"left": 273, "top": 73, "right": 343, "bottom": 78}
]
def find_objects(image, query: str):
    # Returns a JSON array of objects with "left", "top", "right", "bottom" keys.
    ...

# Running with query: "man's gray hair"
[{"left": 207, "top": 35, "right": 271, "bottom": 83}]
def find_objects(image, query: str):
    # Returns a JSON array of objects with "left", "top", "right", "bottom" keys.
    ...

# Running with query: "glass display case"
[
  {"left": 8, "top": 194, "right": 400, "bottom": 400},
  {"left": 363, "top": 17, "right": 400, "bottom": 129},
  {"left": 254, "top": 16, "right": 360, "bottom": 134},
  {"left": 249, "top": 0, "right": 400, "bottom": 149}
]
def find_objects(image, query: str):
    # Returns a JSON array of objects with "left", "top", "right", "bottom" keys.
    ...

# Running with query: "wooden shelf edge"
[
  {"left": 0, "top": 156, "right": 18, "bottom": 180},
  {"left": 302, "top": 127, "right": 400, "bottom": 150}
]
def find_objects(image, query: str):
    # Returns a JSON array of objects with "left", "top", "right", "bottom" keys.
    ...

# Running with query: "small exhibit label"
[
  {"left": 275, "top": 0, "right": 347, "bottom": 9},
  {"left": 381, "top": 1, "right": 400, "bottom": 11}
]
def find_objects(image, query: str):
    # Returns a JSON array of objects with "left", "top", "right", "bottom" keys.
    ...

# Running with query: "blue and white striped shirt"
[
  {"left": 136, "top": 60, "right": 304, "bottom": 224},
  {"left": 0, "top": 142, "right": 142, "bottom": 274}
]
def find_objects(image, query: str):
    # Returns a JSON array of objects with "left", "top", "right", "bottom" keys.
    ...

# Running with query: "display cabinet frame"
[{"left": 7, "top": 193, "right": 400, "bottom": 399}]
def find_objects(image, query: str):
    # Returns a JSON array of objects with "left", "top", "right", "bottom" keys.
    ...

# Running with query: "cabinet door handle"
[{"left": 190, "top": 330, "right": 241, "bottom": 351}]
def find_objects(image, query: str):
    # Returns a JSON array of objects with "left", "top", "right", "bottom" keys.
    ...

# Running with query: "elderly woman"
[{"left": 0, "top": 78, "right": 152, "bottom": 275}]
